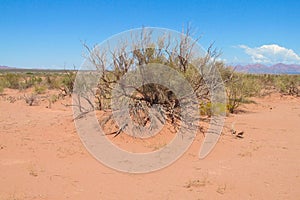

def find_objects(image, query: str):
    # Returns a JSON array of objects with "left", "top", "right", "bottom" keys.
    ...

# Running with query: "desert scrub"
[
  {"left": 46, "top": 94, "right": 59, "bottom": 109},
  {"left": 49, "top": 94, "right": 58, "bottom": 103},
  {"left": 59, "top": 71, "right": 76, "bottom": 96},
  {"left": 241, "top": 74, "right": 263, "bottom": 97},
  {"left": 225, "top": 73, "right": 248, "bottom": 113},
  {"left": 34, "top": 85, "right": 47, "bottom": 94},
  {"left": 200, "top": 101, "right": 212, "bottom": 116},
  {"left": 199, "top": 102, "right": 226, "bottom": 117},
  {"left": 274, "top": 75, "right": 299, "bottom": 96},
  {"left": 19, "top": 75, "right": 43, "bottom": 90},
  {"left": 3, "top": 73, "right": 21, "bottom": 89},
  {"left": 45, "top": 74, "right": 60, "bottom": 89}
]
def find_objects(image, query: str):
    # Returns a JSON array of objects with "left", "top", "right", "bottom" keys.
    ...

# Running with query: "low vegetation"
[
  {"left": 0, "top": 68, "right": 299, "bottom": 113},
  {"left": 0, "top": 71, "right": 76, "bottom": 94},
  {"left": 218, "top": 67, "right": 300, "bottom": 113},
  {"left": 0, "top": 70, "right": 76, "bottom": 109}
]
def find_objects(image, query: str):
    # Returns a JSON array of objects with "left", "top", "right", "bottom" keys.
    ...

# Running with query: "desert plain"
[{"left": 0, "top": 87, "right": 299, "bottom": 200}]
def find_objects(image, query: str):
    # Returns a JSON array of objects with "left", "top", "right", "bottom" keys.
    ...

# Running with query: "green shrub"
[
  {"left": 273, "top": 75, "right": 299, "bottom": 95},
  {"left": 59, "top": 71, "right": 76, "bottom": 96},
  {"left": 241, "top": 74, "right": 263, "bottom": 97},
  {"left": 200, "top": 102, "right": 212, "bottom": 116},
  {"left": 226, "top": 80, "right": 243, "bottom": 113},
  {"left": 34, "top": 85, "right": 47, "bottom": 94},
  {"left": 49, "top": 94, "right": 58, "bottom": 103},
  {"left": 224, "top": 73, "right": 253, "bottom": 113},
  {"left": 200, "top": 102, "right": 226, "bottom": 116},
  {"left": 44, "top": 74, "right": 61, "bottom": 89},
  {"left": 4, "top": 73, "right": 21, "bottom": 89}
]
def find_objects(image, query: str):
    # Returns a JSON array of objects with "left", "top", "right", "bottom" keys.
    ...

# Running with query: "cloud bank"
[{"left": 238, "top": 44, "right": 300, "bottom": 64}]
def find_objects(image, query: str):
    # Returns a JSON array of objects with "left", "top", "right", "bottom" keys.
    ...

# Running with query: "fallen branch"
[{"left": 105, "top": 123, "right": 128, "bottom": 138}]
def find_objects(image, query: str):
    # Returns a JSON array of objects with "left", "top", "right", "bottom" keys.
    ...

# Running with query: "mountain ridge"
[
  {"left": 234, "top": 63, "right": 300, "bottom": 74},
  {"left": 0, "top": 65, "right": 15, "bottom": 69}
]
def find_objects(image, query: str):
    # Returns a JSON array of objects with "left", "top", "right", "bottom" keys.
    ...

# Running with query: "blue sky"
[{"left": 0, "top": 0, "right": 300, "bottom": 69}]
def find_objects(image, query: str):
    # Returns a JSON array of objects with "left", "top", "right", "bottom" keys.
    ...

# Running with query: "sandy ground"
[{"left": 0, "top": 89, "right": 300, "bottom": 200}]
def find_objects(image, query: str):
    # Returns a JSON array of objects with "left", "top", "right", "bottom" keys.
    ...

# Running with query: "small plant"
[
  {"left": 7, "top": 96, "right": 16, "bottom": 103},
  {"left": 226, "top": 75, "right": 244, "bottom": 114},
  {"left": 45, "top": 74, "right": 60, "bottom": 89},
  {"left": 49, "top": 94, "right": 58, "bottom": 103},
  {"left": 223, "top": 72, "right": 262, "bottom": 113},
  {"left": 200, "top": 101, "right": 212, "bottom": 117},
  {"left": 60, "top": 71, "right": 76, "bottom": 96},
  {"left": 216, "top": 184, "right": 227, "bottom": 194},
  {"left": 184, "top": 177, "right": 209, "bottom": 188},
  {"left": 287, "top": 82, "right": 299, "bottom": 96},
  {"left": 24, "top": 94, "right": 37, "bottom": 106},
  {"left": 34, "top": 85, "right": 46, "bottom": 94},
  {"left": 47, "top": 94, "right": 59, "bottom": 108},
  {"left": 28, "top": 163, "right": 38, "bottom": 177}
]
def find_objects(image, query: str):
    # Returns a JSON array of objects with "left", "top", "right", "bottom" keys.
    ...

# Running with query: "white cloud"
[{"left": 238, "top": 44, "right": 300, "bottom": 64}]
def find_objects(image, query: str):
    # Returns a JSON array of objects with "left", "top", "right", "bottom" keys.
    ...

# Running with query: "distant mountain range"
[
  {"left": 234, "top": 63, "right": 300, "bottom": 74},
  {"left": 0, "top": 65, "right": 15, "bottom": 69},
  {"left": 0, "top": 65, "right": 69, "bottom": 72}
]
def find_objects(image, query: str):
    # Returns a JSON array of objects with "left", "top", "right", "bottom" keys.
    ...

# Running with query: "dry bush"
[
  {"left": 59, "top": 71, "right": 76, "bottom": 97},
  {"left": 74, "top": 27, "right": 227, "bottom": 136},
  {"left": 34, "top": 85, "right": 47, "bottom": 94},
  {"left": 274, "top": 74, "right": 299, "bottom": 96},
  {"left": 45, "top": 74, "right": 61, "bottom": 89},
  {"left": 24, "top": 94, "right": 38, "bottom": 106}
]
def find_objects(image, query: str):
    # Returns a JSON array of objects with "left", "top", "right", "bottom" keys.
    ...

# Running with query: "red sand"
[{"left": 1, "top": 90, "right": 300, "bottom": 199}]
